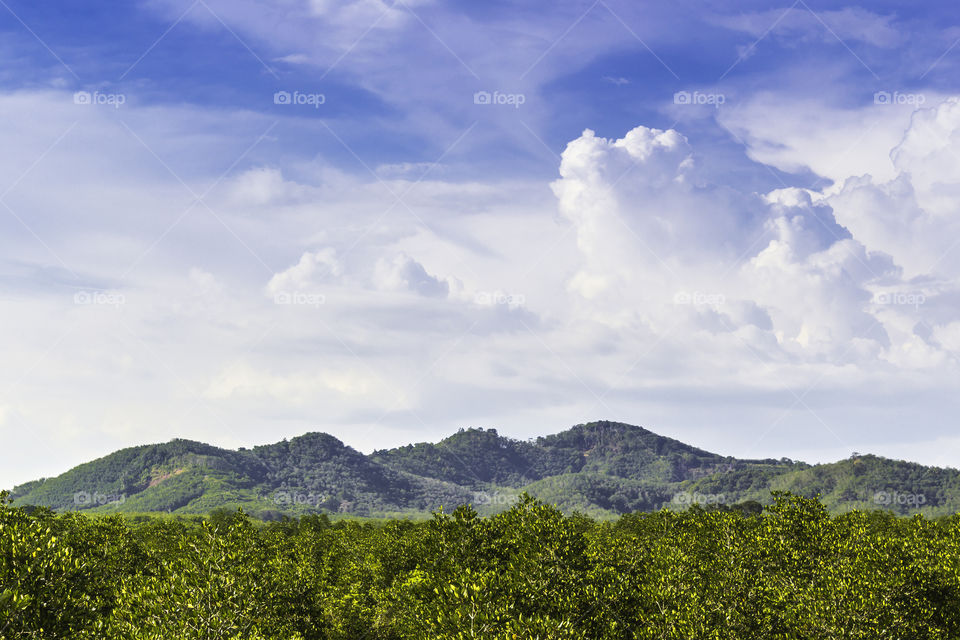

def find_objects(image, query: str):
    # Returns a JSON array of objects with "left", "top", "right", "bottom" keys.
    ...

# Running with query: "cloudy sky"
[{"left": 2, "top": 0, "right": 960, "bottom": 488}]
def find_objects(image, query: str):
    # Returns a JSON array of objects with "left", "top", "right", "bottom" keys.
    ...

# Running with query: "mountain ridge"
[{"left": 10, "top": 421, "right": 960, "bottom": 517}]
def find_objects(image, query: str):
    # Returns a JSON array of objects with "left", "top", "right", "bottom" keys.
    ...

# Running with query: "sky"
[{"left": 2, "top": 0, "right": 960, "bottom": 489}]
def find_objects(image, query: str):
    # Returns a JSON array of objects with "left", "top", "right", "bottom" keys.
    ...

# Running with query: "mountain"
[
  {"left": 370, "top": 422, "right": 764, "bottom": 485},
  {"left": 9, "top": 421, "right": 960, "bottom": 517}
]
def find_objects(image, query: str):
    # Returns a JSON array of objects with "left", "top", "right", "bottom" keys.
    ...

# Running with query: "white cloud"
[
  {"left": 548, "top": 119, "right": 957, "bottom": 374},
  {"left": 267, "top": 248, "right": 343, "bottom": 295},
  {"left": 306, "top": 0, "right": 430, "bottom": 27},
  {"left": 203, "top": 361, "right": 400, "bottom": 407},
  {"left": 827, "top": 99, "right": 960, "bottom": 280},
  {"left": 716, "top": 7, "right": 901, "bottom": 49},
  {"left": 373, "top": 252, "right": 450, "bottom": 297},
  {"left": 225, "top": 167, "right": 314, "bottom": 207},
  {"left": 719, "top": 93, "right": 919, "bottom": 184}
]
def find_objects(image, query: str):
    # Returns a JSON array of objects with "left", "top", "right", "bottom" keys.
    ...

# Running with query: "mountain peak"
[{"left": 10, "top": 422, "right": 960, "bottom": 518}]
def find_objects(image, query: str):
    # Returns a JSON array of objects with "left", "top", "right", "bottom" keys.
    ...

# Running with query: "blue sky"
[{"left": 3, "top": 0, "right": 960, "bottom": 488}]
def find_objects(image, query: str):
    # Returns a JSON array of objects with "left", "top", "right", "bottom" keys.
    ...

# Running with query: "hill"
[{"left": 9, "top": 421, "right": 960, "bottom": 517}]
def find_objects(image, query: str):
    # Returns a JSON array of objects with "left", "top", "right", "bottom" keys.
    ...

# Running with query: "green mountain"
[{"left": 9, "top": 421, "right": 960, "bottom": 517}]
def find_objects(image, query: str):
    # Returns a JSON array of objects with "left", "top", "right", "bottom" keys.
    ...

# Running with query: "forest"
[
  {"left": 3, "top": 489, "right": 959, "bottom": 639},
  {"left": 14, "top": 423, "right": 960, "bottom": 519}
]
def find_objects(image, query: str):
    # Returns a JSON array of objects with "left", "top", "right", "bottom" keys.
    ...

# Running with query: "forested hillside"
[{"left": 10, "top": 421, "right": 960, "bottom": 517}]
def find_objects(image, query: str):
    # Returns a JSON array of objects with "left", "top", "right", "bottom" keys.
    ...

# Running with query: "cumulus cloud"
[
  {"left": 267, "top": 248, "right": 343, "bottom": 295},
  {"left": 550, "top": 126, "right": 755, "bottom": 302},
  {"left": 828, "top": 99, "right": 960, "bottom": 279},
  {"left": 548, "top": 119, "right": 956, "bottom": 369},
  {"left": 373, "top": 252, "right": 450, "bottom": 297}
]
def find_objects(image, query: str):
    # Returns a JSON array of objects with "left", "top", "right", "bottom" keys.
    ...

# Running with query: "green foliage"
[
  {"left": 3, "top": 489, "right": 960, "bottom": 638},
  {"left": 0, "top": 491, "right": 138, "bottom": 639},
  {"left": 108, "top": 513, "right": 293, "bottom": 639}
]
